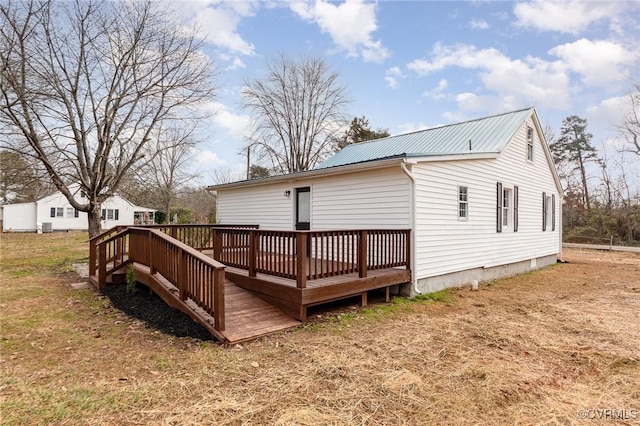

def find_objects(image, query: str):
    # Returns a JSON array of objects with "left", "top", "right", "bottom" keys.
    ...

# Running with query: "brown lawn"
[{"left": 0, "top": 232, "right": 638, "bottom": 425}]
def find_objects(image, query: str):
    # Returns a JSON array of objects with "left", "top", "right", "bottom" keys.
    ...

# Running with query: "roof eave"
[{"left": 207, "top": 157, "right": 407, "bottom": 191}]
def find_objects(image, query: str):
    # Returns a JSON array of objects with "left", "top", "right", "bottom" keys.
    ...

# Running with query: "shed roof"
[{"left": 318, "top": 107, "right": 535, "bottom": 169}]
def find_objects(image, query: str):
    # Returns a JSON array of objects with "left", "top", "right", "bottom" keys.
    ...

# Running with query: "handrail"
[
  {"left": 95, "top": 226, "right": 227, "bottom": 331},
  {"left": 89, "top": 224, "right": 258, "bottom": 277}
]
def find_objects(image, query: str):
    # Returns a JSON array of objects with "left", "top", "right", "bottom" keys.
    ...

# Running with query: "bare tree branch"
[
  {"left": 242, "top": 54, "right": 350, "bottom": 174},
  {"left": 0, "top": 0, "right": 216, "bottom": 236}
]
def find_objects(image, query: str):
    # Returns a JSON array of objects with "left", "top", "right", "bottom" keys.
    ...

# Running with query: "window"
[
  {"left": 458, "top": 186, "right": 468, "bottom": 220},
  {"left": 502, "top": 188, "right": 512, "bottom": 227},
  {"left": 543, "top": 193, "right": 555, "bottom": 231},
  {"left": 66, "top": 208, "right": 75, "bottom": 218},
  {"left": 102, "top": 208, "right": 120, "bottom": 221},
  {"left": 56, "top": 207, "right": 63, "bottom": 217},
  {"left": 526, "top": 127, "right": 534, "bottom": 161}
]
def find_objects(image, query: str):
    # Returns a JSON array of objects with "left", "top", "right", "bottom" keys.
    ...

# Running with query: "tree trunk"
[
  {"left": 87, "top": 205, "right": 103, "bottom": 238},
  {"left": 577, "top": 151, "right": 591, "bottom": 211}
]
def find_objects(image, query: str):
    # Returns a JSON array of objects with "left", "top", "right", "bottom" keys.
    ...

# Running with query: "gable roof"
[{"left": 318, "top": 107, "right": 535, "bottom": 169}]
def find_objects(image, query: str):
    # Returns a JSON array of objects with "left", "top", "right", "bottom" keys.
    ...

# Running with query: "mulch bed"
[{"left": 101, "top": 283, "right": 215, "bottom": 341}]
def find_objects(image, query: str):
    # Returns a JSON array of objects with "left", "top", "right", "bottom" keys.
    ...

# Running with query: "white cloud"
[
  {"left": 586, "top": 95, "right": 629, "bottom": 128},
  {"left": 226, "top": 57, "right": 247, "bottom": 71},
  {"left": 549, "top": 39, "right": 637, "bottom": 86},
  {"left": 513, "top": 1, "right": 626, "bottom": 35},
  {"left": 407, "top": 43, "right": 571, "bottom": 110},
  {"left": 469, "top": 19, "right": 489, "bottom": 30},
  {"left": 200, "top": 101, "right": 253, "bottom": 140},
  {"left": 397, "top": 122, "right": 429, "bottom": 134},
  {"left": 194, "top": 149, "right": 227, "bottom": 168},
  {"left": 178, "top": 1, "right": 258, "bottom": 55},
  {"left": 422, "top": 79, "right": 448, "bottom": 100},
  {"left": 290, "top": 0, "right": 390, "bottom": 63},
  {"left": 385, "top": 66, "right": 404, "bottom": 89}
]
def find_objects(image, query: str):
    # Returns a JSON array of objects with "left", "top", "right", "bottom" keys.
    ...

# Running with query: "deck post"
[
  {"left": 98, "top": 243, "right": 106, "bottom": 289},
  {"left": 213, "top": 267, "right": 226, "bottom": 331},
  {"left": 148, "top": 231, "right": 156, "bottom": 274},
  {"left": 179, "top": 249, "right": 187, "bottom": 300},
  {"left": 89, "top": 239, "right": 97, "bottom": 277},
  {"left": 212, "top": 229, "right": 221, "bottom": 261},
  {"left": 405, "top": 229, "right": 411, "bottom": 272},
  {"left": 358, "top": 230, "right": 368, "bottom": 278},
  {"left": 248, "top": 229, "right": 257, "bottom": 277},
  {"left": 296, "top": 232, "right": 307, "bottom": 289}
]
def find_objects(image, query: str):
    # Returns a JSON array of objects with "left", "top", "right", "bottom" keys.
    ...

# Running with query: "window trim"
[
  {"left": 458, "top": 185, "right": 468, "bottom": 221},
  {"left": 526, "top": 126, "right": 534, "bottom": 162},
  {"left": 502, "top": 188, "right": 512, "bottom": 228}
]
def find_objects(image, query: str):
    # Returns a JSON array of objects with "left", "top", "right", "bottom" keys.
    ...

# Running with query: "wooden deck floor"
[{"left": 220, "top": 280, "right": 300, "bottom": 343}]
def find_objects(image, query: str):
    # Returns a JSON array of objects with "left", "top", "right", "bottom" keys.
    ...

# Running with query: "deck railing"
[
  {"left": 212, "top": 228, "right": 411, "bottom": 289},
  {"left": 93, "top": 226, "right": 228, "bottom": 331},
  {"left": 89, "top": 224, "right": 258, "bottom": 276}
]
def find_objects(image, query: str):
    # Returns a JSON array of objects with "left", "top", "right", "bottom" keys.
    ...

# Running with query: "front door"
[{"left": 295, "top": 187, "right": 310, "bottom": 230}]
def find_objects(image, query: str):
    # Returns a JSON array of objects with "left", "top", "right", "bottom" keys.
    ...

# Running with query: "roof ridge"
[{"left": 341, "top": 106, "right": 534, "bottom": 149}]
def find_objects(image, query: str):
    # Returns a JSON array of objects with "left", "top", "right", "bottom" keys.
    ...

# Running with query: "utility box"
[{"left": 42, "top": 222, "right": 53, "bottom": 233}]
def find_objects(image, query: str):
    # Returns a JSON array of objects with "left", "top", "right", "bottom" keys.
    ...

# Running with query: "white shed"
[
  {"left": 2, "top": 184, "right": 155, "bottom": 232},
  {"left": 208, "top": 108, "right": 563, "bottom": 294}
]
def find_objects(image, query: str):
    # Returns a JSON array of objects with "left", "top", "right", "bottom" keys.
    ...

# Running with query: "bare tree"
[
  {"left": 619, "top": 82, "right": 640, "bottom": 156},
  {"left": 135, "top": 125, "right": 199, "bottom": 223},
  {"left": 242, "top": 54, "right": 350, "bottom": 174},
  {"left": 210, "top": 168, "right": 244, "bottom": 185},
  {"left": 0, "top": 0, "right": 216, "bottom": 236},
  {"left": 0, "top": 149, "right": 53, "bottom": 203}
]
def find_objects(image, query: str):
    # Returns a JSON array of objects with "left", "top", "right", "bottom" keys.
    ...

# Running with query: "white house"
[
  {"left": 2, "top": 184, "right": 155, "bottom": 232},
  {"left": 208, "top": 108, "right": 563, "bottom": 295}
]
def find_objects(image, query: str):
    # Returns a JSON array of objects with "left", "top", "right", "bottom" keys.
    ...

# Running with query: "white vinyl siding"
[
  {"left": 216, "top": 167, "right": 411, "bottom": 231},
  {"left": 413, "top": 115, "right": 560, "bottom": 280},
  {"left": 216, "top": 183, "right": 296, "bottom": 230},
  {"left": 311, "top": 168, "right": 410, "bottom": 230}
]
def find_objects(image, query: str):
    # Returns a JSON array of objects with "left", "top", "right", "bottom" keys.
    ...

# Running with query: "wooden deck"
[
  {"left": 224, "top": 264, "right": 411, "bottom": 321},
  {"left": 89, "top": 225, "right": 411, "bottom": 343},
  {"left": 91, "top": 263, "right": 300, "bottom": 344}
]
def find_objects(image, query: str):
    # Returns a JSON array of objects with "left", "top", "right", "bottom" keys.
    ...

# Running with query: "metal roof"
[{"left": 318, "top": 107, "right": 535, "bottom": 169}]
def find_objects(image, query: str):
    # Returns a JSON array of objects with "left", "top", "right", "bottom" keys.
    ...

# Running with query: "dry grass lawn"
[{"left": 1, "top": 232, "right": 639, "bottom": 425}]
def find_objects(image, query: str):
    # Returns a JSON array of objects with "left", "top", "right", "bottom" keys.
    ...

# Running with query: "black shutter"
[
  {"left": 114, "top": 209, "right": 119, "bottom": 220},
  {"left": 101, "top": 209, "right": 106, "bottom": 220},
  {"left": 551, "top": 194, "right": 555, "bottom": 231},
  {"left": 50, "top": 207, "right": 55, "bottom": 218},
  {"left": 513, "top": 186, "right": 519, "bottom": 232},
  {"left": 496, "top": 182, "right": 503, "bottom": 233},
  {"left": 74, "top": 209, "right": 79, "bottom": 218},
  {"left": 542, "top": 192, "right": 547, "bottom": 231}
]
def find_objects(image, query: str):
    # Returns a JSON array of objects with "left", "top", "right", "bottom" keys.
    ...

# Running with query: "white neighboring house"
[
  {"left": 2, "top": 184, "right": 155, "bottom": 232},
  {"left": 208, "top": 108, "right": 563, "bottom": 295}
]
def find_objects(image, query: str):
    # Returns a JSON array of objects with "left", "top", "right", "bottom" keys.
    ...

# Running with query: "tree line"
[{"left": 549, "top": 87, "right": 640, "bottom": 246}]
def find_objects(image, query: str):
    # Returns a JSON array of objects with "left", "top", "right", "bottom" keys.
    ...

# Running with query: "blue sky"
[{"left": 174, "top": 1, "right": 640, "bottom": 185}]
